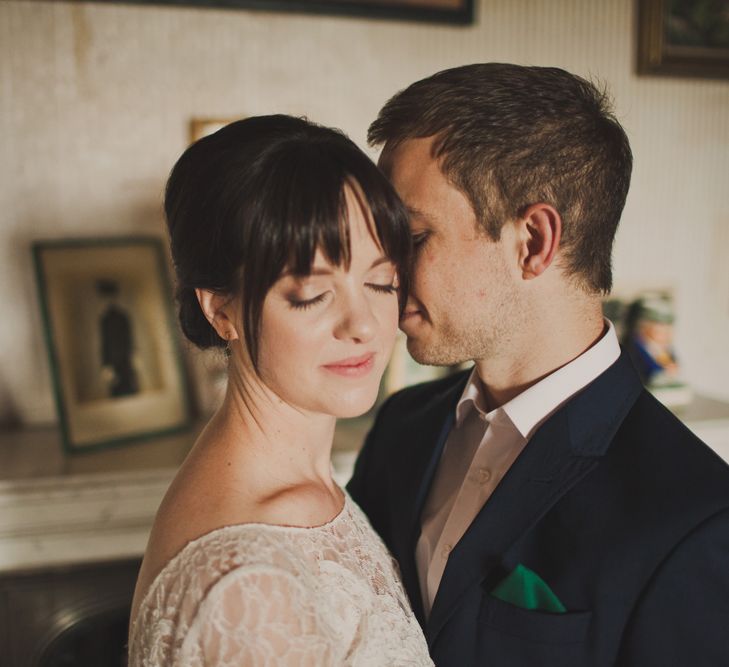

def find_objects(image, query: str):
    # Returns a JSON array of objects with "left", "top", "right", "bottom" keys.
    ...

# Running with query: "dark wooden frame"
[
  {"left": 638, "top": 0, "right": 729, "bottom": 79},
  {"left": 90, "top": 0, "right": 474, "bottom": 25},
  {"left": 33, "top": 237, "right": 191, "bottom": 454}
]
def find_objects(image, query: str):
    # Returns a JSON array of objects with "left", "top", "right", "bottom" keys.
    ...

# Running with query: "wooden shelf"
[{"left": 0, "top": 415, "right": 373, "bottom": 482}]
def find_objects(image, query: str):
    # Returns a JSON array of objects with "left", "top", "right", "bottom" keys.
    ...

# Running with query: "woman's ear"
[
  {"left": 517, "top": 203, "right": 562, "bottom": 280},
  {"left": 195, "top": 288, "right": 240, "bottom": 342}
]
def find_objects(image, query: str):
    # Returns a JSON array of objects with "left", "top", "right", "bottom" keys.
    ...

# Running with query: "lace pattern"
[{"left": 129, "top": 494, "right": 433, "bottom": 666}]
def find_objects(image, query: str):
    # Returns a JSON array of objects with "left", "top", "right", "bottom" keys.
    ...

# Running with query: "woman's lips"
[{"left": 322, "top": 352, "right": 376, "bottom": 377}]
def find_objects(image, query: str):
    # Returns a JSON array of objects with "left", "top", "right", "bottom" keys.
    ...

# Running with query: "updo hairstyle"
[{"left": 164, "top": 114, "right": 411, "bottom": 366}]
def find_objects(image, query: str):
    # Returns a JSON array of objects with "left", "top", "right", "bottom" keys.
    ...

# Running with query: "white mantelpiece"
[
  {"left": 0, "top": 469, "right": 171, "bottom": 573},
  {"left": 1, "top": 399, "right": 728, "bottom": 574},
  {"left": 0, "top": 420, "right": 366, "bottom": 573}
]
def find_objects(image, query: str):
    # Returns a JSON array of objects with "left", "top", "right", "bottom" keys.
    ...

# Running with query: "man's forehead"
[
  {"left": 376, "top": 142, "right": 396, "bottom": 176},
  {"left": 380, "top": 135, "right": 437, "bottom": 159},
  {"left": 381, "top": 140, "right": 448, "bottom": 198}
]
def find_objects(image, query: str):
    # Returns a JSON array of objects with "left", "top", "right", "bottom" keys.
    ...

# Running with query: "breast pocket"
[{"left": 477, "top": 592, "right": 593, "bottom": 666}]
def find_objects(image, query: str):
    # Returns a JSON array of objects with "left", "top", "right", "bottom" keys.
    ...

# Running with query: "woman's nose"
[{"left": 333, "top": 293, "right": 377, "bottom": 343}]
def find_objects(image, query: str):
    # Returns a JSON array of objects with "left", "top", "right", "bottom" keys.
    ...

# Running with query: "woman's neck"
[{"left": 204, "top": 370, "right": 339, "bottom": 495}]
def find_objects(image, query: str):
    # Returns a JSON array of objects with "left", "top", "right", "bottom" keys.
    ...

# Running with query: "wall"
[{"left": 1, "top": 0, "right": 728, "bottom": 425}]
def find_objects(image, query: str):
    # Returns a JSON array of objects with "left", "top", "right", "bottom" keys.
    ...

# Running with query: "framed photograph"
[
  {"left": 91, "top": 0, "right": 474, "bottom": 25},
  {"left": 33, "top": 237, "right": 192, "bottom": 453},
  {"left": 638, "top": 0, "right": 729, "bottom": 79}
]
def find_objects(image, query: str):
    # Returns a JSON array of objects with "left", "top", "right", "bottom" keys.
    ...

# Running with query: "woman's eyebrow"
[
  {"left": 279, "top": 267, "right": 333, "bottom": 278},
  {"left": 369, "top": 256, "right": 393, "bottom": 270},
  {"left": 282, "top": 256, "right": 392, "bottom": 279},
  {"left": 304, "top": 258, "right": 391, "bottom": 276}
]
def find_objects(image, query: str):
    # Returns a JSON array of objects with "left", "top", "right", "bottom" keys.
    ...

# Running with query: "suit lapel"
[
  {"left": 425, "top": 409, "right": 596, "bottom": 642},
  {"left": 425, "top": 351, "right": 644, "bottom": 644},
  {"left": 391, "top": 371, "right": 469, "bottom": 625}
]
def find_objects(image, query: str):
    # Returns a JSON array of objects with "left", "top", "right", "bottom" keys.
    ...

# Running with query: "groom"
[{"left": 348, "top": 64, "right": 729, "bottom": 665}]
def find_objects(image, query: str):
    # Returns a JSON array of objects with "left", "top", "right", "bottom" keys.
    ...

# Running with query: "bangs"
[
  {"left": 261, "top": 146, "right": 410, "bottom": 281},
  {"left": 277, "top": 152, "right": 354, "bottom": 278}
]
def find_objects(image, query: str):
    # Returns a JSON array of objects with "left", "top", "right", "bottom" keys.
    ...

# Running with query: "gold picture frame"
[{"left": 638, "top": 0, "right": 729, "bottom": 79}]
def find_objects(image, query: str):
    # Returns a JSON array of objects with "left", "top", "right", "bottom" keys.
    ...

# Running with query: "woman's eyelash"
[
  {"left": 288, "top": 293, "right": 327, "bottom": 310},
  {"left": 367, "top": 283, "right": 398, "bottom": 294}
]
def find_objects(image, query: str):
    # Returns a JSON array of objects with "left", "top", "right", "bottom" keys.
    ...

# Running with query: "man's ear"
[
  {"left": 195, "top": 288, "right": 240, "bottom": 342},
  {"left": 517, "top": 203, "right": 562, "bottom": 280}
]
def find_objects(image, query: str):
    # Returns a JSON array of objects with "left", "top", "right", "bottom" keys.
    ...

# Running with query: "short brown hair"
[{"left": 369, "top": 63, "right": 632, "bottom": 294}]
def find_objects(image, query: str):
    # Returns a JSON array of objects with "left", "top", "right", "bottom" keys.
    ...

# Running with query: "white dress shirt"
[{"left": 415, "top": 320, "right": 621, "bottom": 617}]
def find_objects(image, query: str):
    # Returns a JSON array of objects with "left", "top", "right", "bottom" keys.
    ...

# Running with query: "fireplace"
[{"left": 0, "top": 558, "right": 140, "bottom": 667}]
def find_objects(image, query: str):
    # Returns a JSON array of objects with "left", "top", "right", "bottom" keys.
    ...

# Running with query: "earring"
[{"left": 222, "top": 331, "right": 232, "bottom": 356}]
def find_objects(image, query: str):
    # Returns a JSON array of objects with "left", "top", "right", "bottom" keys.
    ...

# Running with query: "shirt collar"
[{"left": 455, "top": 319, "right": 621, "bottom": 439}]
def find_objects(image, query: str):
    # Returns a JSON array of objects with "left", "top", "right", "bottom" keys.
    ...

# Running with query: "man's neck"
[{"left": 474, "top": 304, "right": 606, "bottom": 410}]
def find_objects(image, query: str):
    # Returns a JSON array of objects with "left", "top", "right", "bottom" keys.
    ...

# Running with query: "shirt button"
[
  {"left": 441, "top": 544, "right": 452, "bottom": 559},
  {"left": 476, "top": 468, "right": 492, "bottom": 484}
]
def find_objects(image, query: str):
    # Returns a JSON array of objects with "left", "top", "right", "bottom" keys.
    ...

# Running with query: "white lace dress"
[{"left": 128, "top": 492, "right": 433, "bottom": 666}]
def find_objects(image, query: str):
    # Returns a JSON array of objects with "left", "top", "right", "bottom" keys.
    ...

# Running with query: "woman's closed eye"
[
  {"left": 366, "top": 282, "right": 398, "bottom": 295},
  {"left": 288, "top": 292, "right": 329, "bottom": 311},
  {"left": 287, "top": 280, "right": 397, "bottom": 310}
]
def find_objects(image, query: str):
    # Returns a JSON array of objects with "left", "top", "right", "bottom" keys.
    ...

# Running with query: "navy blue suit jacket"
[{"left": 348, "top": 352, "right": 729, "bottom": 666}]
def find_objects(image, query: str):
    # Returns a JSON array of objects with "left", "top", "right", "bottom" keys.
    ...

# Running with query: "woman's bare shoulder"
[
  {"left": 130, "top": 420, "right": 343, "bottom": 627},
  {"left": 130, "top": 456, "right": 254, "bottom": 621},
  {"left": 132, "top": 456, "right": 341, "bottom": 606}
]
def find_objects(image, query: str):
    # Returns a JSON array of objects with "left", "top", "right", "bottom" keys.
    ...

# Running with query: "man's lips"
[
  {"left": 322, "top": 352, "right": 376, "bottom": 376},
  {"left": 400, "top": 308, "right": 424, "bottom": 323},
  {"left": 400, "top": 298, "right": 426, "bottom": 323}
]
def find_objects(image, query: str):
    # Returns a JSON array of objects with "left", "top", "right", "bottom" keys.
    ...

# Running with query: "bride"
[{"left": 128, "top": 115, "right": 433, "bottom": 666}]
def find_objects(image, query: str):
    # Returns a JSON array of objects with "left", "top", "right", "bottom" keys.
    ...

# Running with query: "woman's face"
[{"left": 256, "top": 186, "right": 400, "bottom": 418}]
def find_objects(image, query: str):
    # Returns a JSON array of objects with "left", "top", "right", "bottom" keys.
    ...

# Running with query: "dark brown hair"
[
  {"left": 368, "top": 63, "right": 632, "bottom": 293},
  {"left": 165, "top": 115, "right": 410, "bottom": 365}
]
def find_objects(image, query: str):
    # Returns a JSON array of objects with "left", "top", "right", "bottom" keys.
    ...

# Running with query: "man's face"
[{"left": 382, "top": 136, "right": 524, "bottom": 367}]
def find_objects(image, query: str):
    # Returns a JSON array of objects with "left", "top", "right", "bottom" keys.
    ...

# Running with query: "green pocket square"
[{"left": 490, "top": 564, "right": 566, "bottom": 613}]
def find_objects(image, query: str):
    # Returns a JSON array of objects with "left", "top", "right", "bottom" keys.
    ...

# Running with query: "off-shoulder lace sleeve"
[
  {"left": 130, "top": 494, "right": 433, "bottom": 666},
  {"left": 179, "top": 565, "right": 341, "bottom": 666}
]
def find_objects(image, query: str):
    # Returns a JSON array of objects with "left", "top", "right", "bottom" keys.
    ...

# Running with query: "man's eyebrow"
[{"left": 406, "top": 206, "right": 437, "bottom": 225}]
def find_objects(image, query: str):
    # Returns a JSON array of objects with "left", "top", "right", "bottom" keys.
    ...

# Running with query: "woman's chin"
[
  {"left": 334, "top": 406, "right": 372, "bottom": 420},
  {"left": 327, "top": 387, "right": 380, "bottom": 419}
]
